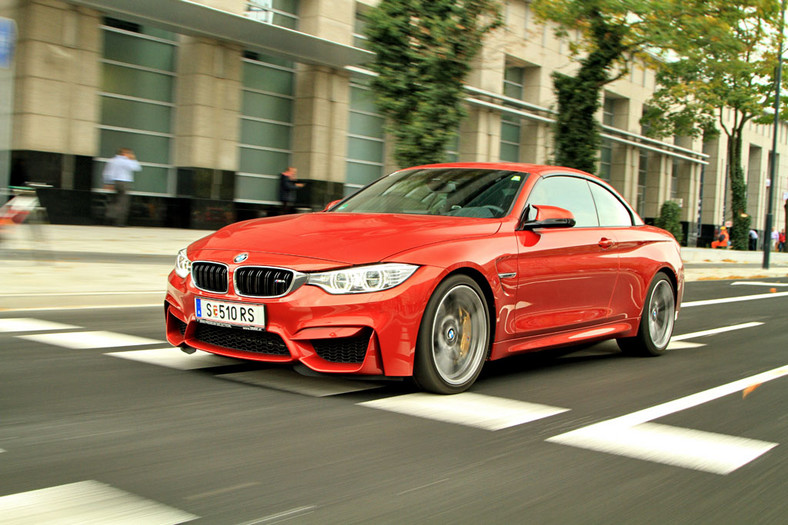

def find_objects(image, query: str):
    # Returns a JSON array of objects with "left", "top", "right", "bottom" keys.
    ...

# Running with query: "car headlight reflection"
[
  {"left": 307, "top": 263, "right": 418, "bottom": 294},
  {"left": 175, "top": 248, "right": 192, "bottom": 278}
]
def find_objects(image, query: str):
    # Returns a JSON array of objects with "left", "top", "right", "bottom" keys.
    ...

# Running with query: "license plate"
[{"left": 195, "top": 298, "right": 266, "bottom": 329}]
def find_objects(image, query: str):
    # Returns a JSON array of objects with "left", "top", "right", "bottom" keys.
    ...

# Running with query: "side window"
[
  {"left": 526, "top": 176, "right": 599, "bottom": 227},
  {"left": 589, "top": 182, "right": 634, "bottom": 227}
]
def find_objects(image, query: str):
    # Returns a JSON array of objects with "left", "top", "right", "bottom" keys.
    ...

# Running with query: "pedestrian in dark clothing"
[
  {"left": 748, "top": 229, "right": 758, "bottom": 251},
  {"left": 279, "top": 166, "right": 304, "bottom": 215}
]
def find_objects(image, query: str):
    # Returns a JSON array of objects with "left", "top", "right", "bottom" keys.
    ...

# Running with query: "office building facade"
[{"left": 2, "top": 0, "right": 786, "bottom": 244}]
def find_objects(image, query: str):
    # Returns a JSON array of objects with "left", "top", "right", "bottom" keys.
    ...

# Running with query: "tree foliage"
[
  {"left": 641, "top": 0, "right": 781, "bottom": 250},
  {"left": 532, "top": 0, "right": 655, "bottom": 174},
  {"left": 655, "top": 200, "right": 684, "bottom": 243},
  {"left": 364, "top": 0, "right": 502, "bottom": 168}
]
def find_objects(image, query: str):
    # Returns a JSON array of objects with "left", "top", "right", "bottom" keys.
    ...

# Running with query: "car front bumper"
[{"left": 164, "top": 265, "right": 441, "bottom": 377}]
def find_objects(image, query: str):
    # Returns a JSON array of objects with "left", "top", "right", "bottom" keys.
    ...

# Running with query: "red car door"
[{"left": 512, "top": 175, "right": 620, "bottom": 338}]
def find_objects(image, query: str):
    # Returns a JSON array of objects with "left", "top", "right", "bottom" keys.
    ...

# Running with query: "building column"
[
  {"left": 292, "top": 65, "right": 350, "bottom": 207},
  {"left": 746, "top": 144, "right": 765, "bottom": 231},
  {"left": 173, "top": 37, "right": 242, "bottom": 205},
  {"left": 611, "top": 144, "right": 638, "bottom": 206},
  {"left": 644, "top": 153, "right": 669, "bottom": 220},
  {"left": 460, "top": 106, "right": 501, "bottom": 162},
  {"left": 9, "top": 0, "right": 101, "bottom": 188}
]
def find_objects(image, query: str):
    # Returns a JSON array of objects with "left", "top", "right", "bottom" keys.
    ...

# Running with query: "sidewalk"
[
  {"left": 1, "top": 223, "right": 787, "bottom": 311},
  {"left": 0, "top": 224, "right": 212, "bottom": 310}
]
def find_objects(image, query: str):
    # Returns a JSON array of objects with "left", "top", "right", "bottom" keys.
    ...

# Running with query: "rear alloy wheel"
[
  {"left": 618, "top": 272, "right": 676, "bottom": 356},
  {"left": 414, "top": 275, "right": 490, "bottom": 394}
]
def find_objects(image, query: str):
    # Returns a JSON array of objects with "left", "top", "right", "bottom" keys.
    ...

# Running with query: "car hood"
[{"left": 189, "top": 213, "right": 502, "bottom": 269}]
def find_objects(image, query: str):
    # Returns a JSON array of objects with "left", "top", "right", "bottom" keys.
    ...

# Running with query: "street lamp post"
[{"left": 765, "top": 0, "right": 786, "bottom": 269}]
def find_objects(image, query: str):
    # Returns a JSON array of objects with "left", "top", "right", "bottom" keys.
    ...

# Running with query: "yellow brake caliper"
[{"left": 458, "top": 308, "right": 472, "bottom": 361}]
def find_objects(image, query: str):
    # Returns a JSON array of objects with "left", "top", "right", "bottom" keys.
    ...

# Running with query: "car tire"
[
  {"left": 413, "top": 275, "right": 491, "bottom": 394},
  {"left": 617, "top": 272, "right": 676, "bottom": 357}
]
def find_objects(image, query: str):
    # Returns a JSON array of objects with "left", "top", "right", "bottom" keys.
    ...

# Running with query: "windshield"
[{"left": 332, "top": 168, "right": 527, "bottom": 218}]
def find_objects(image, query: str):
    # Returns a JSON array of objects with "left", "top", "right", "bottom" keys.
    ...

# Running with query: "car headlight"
[
  {"left": 307, "top": 263, "right": 418, "bottom": 294},
  {"left": 174, "top": 248, "right": 192, "bottom": 279}
]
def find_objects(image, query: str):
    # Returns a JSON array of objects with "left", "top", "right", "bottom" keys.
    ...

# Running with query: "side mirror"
[
  {"left": 323, "top": 199, "right": 342, "bottom": 212},
  {"left": 519, "top": 205, "right": 576, "bottom": 230}
]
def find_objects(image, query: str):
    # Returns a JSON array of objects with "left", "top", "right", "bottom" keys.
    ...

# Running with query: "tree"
[
  {"left": 364, "top": 0, "right": 502, "bottom": 168},
  {"left": 642, "top": 0, "right": 781, "bottom": 250},
  {"left": 531, "top": 0, "right": 654, "bottom": 174}
]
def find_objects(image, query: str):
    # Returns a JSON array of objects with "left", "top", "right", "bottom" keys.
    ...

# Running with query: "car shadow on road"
[{"left": 478, "top": 340, "right": 625, "bottom": 384}]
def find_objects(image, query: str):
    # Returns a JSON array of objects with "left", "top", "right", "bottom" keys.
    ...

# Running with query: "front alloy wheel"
[{"left": 414, "top": 275, "right": 490, "bottom": 394}]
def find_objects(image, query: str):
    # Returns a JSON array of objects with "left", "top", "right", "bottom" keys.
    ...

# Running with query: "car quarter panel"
[{"left": 611, "top": 226, "right": 685, "bottom": 321}]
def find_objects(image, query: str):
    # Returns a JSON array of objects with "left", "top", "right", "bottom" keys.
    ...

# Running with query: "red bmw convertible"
[{"left": 165, "top": 163, "right": 683, "bottom": 393}]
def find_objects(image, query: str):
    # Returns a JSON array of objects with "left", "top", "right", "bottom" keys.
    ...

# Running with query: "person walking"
[
  {"left": 748, "top": 229, "right": 759, "bottom": 251},
  {"left": 278, "top": 166, "right": 304, "bottom": 215},
  {"left": 779, "top": 229, "right": 786, "bottom": 252},
  {"left": 102, "top": 148, "right": 141, "bottom": 226}
]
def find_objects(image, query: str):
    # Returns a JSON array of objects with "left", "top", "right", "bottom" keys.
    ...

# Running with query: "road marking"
[
  {"left": 731, "top": 281, "right": 788, "bottom": 287},
  {"left": 0, "top": 480, "right": 198, "bottom": 524},
  {"left": 2, "top": 291, "right": 164, "bottom": 297},
  {"left": 18, "top": 331, "right": 164, "bottom": 349},
  {"left": 596, "top": 364, "right": 788, "bottom": 427},
  {"left": 238, "top": 506, "right": 317, "bottom": 525},
  {"left": 3, "top": 304, "right": 162, "bottom": 312},
  {"left": 550, "top": 423, "right": 776, "bottom": 475},
  {"left": 184, "top": 482, "right": 261, "bottom": 501},
  {"left": 359, "top": 392, "right": 569, "bottom": 431},
  {"left": 682, "top": 290, "right": 788, "bottom": 307},
  {"left": 219, "top": 368, "right": 385, "bottom": 397},
  {"left": 106, "top": 348, "right": 240, "bottom": 370},
  {"left": 0, "top": 318, "right": 79, "bottom": 333},
  {"left": 666, "top": 341, "right": 705, "bottom": 350},
  {"left": 671, "top": 322, "right": 764, "bottom": 341},
  {"left": 548, "top": 364, "right": 788, "bottom": 474}
]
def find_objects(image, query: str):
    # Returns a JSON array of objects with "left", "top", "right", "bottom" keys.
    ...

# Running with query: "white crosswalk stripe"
[
  {"left": 17, "top": 331, "right": 164, "bottom": 349},
  {"left": 0, "top": 318, "right": 79, "bottom": 333},
  {"left": 359, "top": 392, "right": 570, "bottom": 431},
  {"left": 0, "top": 480, "right": 198, "bottom": 524},
  {"left": 106, "top": 348, "right": 240, "bottom": 370},
  {"left": 547, "top": 364, "right": 788, "bottom": 474}
]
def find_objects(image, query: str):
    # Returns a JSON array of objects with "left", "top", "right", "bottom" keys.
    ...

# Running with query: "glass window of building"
[
  {"left": 345, "top": 74, "right": 385, "bottom": 196},
  {"left": 671, "top": 158, "right": 679, "bottom": 200},
  {"left": 237, "top": 52, "right": 295, "bottom": 204},
  {"left": 637, "top": 150, "right": 648, "bottom": 216},
  {"left": 598, "top": 141, "right": 612, "bottom": 181},
  {"left": 598, "top": 98, "right": 615, "bottom": 181},
  {"left": 246, "top": 0, "right": 299, "bottom": 30},
  {"left": 501, "top": 66, "right": 524, "bottom": 162},
  {"left": 98, "top": 18, "right": 178, "bottom": 194}
]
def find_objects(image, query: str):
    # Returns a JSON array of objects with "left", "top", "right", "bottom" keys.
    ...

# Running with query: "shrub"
[{"left": 655, "top": 200, "right": 683, "bottom": 244}]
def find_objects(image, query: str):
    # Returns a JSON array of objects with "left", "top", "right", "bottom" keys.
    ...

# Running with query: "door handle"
[{"left": 598, "top": 237, "right": 616, "bottom": 249}]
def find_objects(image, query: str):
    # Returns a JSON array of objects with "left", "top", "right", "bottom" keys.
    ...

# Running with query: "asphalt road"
[{"left": 1, "top": 278, "right": 787, "bottom": 524}]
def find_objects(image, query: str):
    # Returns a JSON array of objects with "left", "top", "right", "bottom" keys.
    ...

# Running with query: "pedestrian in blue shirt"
[{"left": 102, "top": 148, "right": 141, "bottom": 226}]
